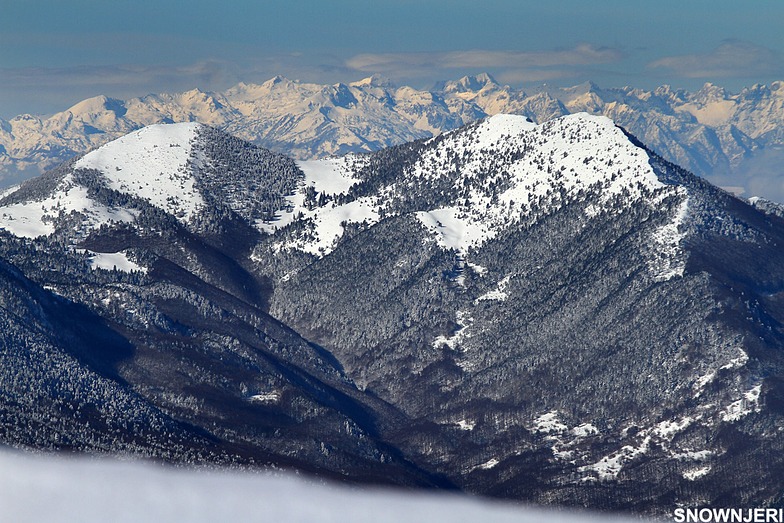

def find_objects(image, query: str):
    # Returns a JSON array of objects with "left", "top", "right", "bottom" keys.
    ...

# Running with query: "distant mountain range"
[
  {"left": 2, "top": 115, "right": 784, "bottom": 514},
  {"left": 2, "top": 74, "right": 784, "bottom": 199}
]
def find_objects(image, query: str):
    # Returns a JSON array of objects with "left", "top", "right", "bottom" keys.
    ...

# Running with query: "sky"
[{"left": 1, "top": 0, "right": 784, "bottom": 118}]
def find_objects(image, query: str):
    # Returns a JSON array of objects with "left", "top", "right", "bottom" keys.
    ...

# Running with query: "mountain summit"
[{"left": 1, "top": 115, "right": 784, "bottom": 514}]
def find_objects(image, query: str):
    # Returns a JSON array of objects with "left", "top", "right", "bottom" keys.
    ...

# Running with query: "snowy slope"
[
  {"left": 0, "top": 121, "right": 306, "bottom": 279},
  {"left": 261, "top": 155, "right": 378, "bottom": 255},
  {"left": 409, "top": 113, "right": 668, "bottom": 252},
  {"left": 257, "top": 157, "right": 359, "bottom": 235},
  {"left": 74, "top": 123, "right": 203, "bottom": 220}
]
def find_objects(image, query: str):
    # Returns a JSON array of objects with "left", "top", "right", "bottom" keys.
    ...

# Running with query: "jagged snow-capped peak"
[
  {"left": 444, "top": 73, "right": 499, "bottom": 93},
  {"left": 74, "top": 122, "right": 204, "bottom": 220},
  {"left": 66, "top": 95, "right": 127, "bottom": 119}
]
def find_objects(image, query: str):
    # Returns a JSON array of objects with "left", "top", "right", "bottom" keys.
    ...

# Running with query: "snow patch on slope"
[
  {"left": 692, "top": 348, "right": 748, "bottom": 397},
  {"left": 721, "top": 347, "right": 749, "bottom": 370},
  {"left": 572, "top": 423, "right": 599, "bottom": 438},
  {"left": 721, "top": 383, "right": 762, "bottom": 422},
  {"left": 693, "top": 371, "right": 717, "bottom": 395},
  {"left": 533, "top": 411, "right": 569, "bottom": 434},
  {"left": 433, "top": 310, "right": 473, "bottom": 356},
  {"left": 0, "top": 184, "right": 20, "bottom": 200},
  {"left": 579, "top": 437, "right": 651, "bottom": 481},
  {"left": 87, "top": 251, "right": 146, "bottom": 273},
  {"left": 415, "top": 208, "right": 491, "bottom": 252},
  {"left": 653, "top": 417, "right": 695, "bottom": 439},
  {"left": 455, "top": 419, "right": 476, "bottom": 431},
  {"left": 262, "top": 156, "right": 380, "bottom": 256},
  {"left": 476, "top": 275, "right": 511, "bottom": 302},
  {"left": 648, "top": 192, "right": 690, "bottom": 281},
  {"left": 477, "top": 458, "right": 500, "bottom": 470},
  {"left": 683, "top": 465, "right": 712, "bottom": 481},
  {"left": 571, "top": 410, "right": 712, "bottom": 482},
  {"left": 297, "top": 158, "right": 361, "bottom": 195},
  {"left": 282, "top": 197, "right": 380, "bottom": 256},
  {"left": 249, "top": 392, "right": 281, "bottom": 404}
]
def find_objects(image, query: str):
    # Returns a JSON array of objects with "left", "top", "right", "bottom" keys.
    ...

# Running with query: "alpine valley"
[{"left": 1, "top": 112, "right": 784, "bottom": 516}]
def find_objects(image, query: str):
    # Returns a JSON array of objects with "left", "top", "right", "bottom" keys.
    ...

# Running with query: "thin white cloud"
[
  {"left": 0, "top": 61, "right": 248, "bottom": 117},
  {"left": 348, "top": 45, "right": 621, "bottom": 70},
  {"left": 345, "top": 44, "right": 623, "bottom": 80},
  {"left": 494, "top": 69, "right": 582, "bottom": 85},
  {"left": 0, "top": 61, "right": 237, "bottom": 90},
  {"left": 0, "top": 51, "right": 364, "bottom": 118},
  {"left": 648, "top": 40, "right": 784, "bottom": 78}
]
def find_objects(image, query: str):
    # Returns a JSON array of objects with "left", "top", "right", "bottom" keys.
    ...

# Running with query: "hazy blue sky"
[{"left": 2, "top": 0, "right": 784, "bottom": 117}]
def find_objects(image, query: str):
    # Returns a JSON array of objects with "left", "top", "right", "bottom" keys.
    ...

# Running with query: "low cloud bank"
[{"left": 0, "top": 449, "right": 648, "bottom": 523}]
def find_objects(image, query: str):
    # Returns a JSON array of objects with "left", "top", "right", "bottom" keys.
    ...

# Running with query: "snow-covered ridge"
[
  {"left": 1, "top": 121, "right": 307, "bottom": 243},
  {"left": 0, "top": 114, "right": 692, "bottom": 287},
  {"left": 264, "top": 113, "right": 687, "bottom": 264},
  {"left": 0, "top": 174, "right": 139, "bottom": 239},
  {"left": 409, "top": 113, "right": 670, "bottom": 253}
]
